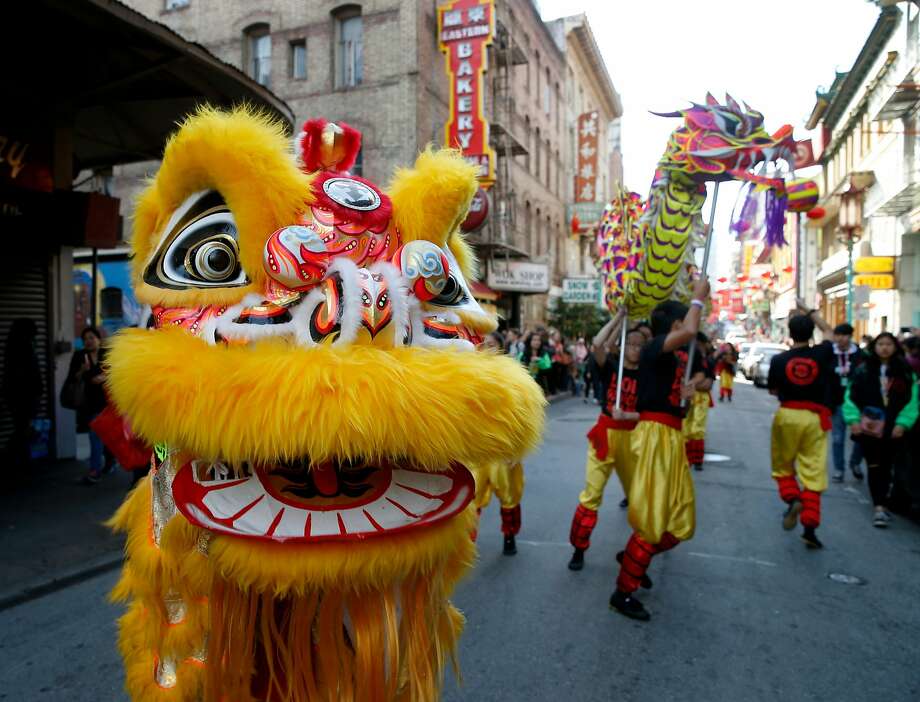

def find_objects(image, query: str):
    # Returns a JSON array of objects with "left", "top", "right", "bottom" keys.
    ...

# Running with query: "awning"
[
  {"left": 470, "top": 280, "right": 500, "bottom": 301},
  {"left": 6, "top": 0, "right": 294, "bottom": 171}
]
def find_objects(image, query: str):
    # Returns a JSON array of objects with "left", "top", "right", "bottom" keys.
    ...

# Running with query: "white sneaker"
[{"left": 872, "top": 510, "right": 891, "bottom": 528}]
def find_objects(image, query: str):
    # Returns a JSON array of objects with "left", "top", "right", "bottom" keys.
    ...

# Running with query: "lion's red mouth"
[{"left": 171, "top": 458, "right": 473, "bottom": 542}]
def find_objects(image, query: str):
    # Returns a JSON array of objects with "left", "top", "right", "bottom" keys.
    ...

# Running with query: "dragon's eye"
[{"left": 144, "top": 190, "right": 249, "bottom": 290}]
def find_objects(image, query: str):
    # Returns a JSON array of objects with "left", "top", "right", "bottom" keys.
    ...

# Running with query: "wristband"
[{"left": 690, "top": 299, "right": 705, "bottom": 308}]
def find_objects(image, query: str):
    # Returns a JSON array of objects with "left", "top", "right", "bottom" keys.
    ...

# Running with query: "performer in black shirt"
[
  {"left": 767, "top": 301, "right": 835, "bottom": 548},
  {"left": 609, "top": 279, "right": 708, "bottom": 622}
]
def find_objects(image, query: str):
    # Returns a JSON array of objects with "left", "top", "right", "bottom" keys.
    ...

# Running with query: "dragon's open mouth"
[{"left": 171, "top": 457, "right": 474, "bottom": 542}]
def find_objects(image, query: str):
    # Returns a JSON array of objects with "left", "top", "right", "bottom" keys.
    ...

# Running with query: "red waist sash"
[
  {"left": 587, "top": 414, "right": 637, "bottom": 460},
  {"left": 780, "top": 400, "right": 832, "bottom": 431},
  {"left": 638, "top": 411, "right": 683, "bottom": 431}
]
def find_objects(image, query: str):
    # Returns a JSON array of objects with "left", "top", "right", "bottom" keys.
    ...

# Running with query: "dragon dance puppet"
[
  {"left": 105, "top": 108, "right": 544, "bottom": 701},
  {"left": 625, "top": 94, "right": 795, "bottom": 317}
]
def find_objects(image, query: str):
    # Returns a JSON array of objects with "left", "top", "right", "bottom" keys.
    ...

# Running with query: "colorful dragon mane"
[
  {"left": 596, "top": 189, "right": 645, "bottom": 314},
  {"left": 106, "top": 108, "right": 545, "bottom": 701},
  {"left": 626, "top": 94, "right": 794, "bottom": 316}
]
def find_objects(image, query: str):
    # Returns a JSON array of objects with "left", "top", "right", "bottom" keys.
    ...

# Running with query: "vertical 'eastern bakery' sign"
[{"left": 438, "top": 0, "right": 496, "bottom": 189}]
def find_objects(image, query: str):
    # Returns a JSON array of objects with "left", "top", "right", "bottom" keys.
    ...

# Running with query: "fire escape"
[{"left": 481, "top": 10, "right": 528, "bottom": 264}]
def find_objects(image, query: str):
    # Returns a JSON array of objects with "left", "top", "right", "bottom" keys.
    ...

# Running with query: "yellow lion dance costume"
[{"left": 106, "top": 108, "right": 544, "bottom": 702}]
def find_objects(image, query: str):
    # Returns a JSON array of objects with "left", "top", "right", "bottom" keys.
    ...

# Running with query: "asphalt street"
[{"left": 2, "top": 380, "right": 918, "bottom": 701}]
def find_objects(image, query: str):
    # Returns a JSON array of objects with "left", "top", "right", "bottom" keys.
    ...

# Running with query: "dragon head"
[
  {"left": 654, "top": 93, "right": 795, "bottom": 182},
  {"left": 107, "top": 107, "right": 544, "bottom": 700}
]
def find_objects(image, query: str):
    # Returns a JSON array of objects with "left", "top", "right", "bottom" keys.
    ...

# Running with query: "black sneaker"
[
  {"left": 852, "top": 466, "right": 864, "bottom": 481},
  {"left": 503, "top": 535, "right": 517, "bottom": 556},
  {"left": 801, "top": 527, "right": 823, "bottom": 549},
  {"left": 609, "top": 590, "right": 651, "bottom": 621},
  {"left": 615, "top": 551, "right": 653, "bottom": 589},
  {"left": 619, "top": 497, "right": 629, "bottom": 509},
  {"left": 719, "top": 396, "right": 724, "bottom": 403},
  {"left": 782, "top": 499, "right": 803, "bottom": 531},
  {"left": 693, "top": 463, "right": 703, "bottom": 472},
  {"left": 568, "top": 548, "right": 585, "bottom": 571}
]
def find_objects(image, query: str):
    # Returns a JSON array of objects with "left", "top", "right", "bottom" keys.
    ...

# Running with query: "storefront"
[
  {"left": 485, "top": 259, "right": 551, "bottom": 329},
  {"left": 1, "top": 0, "right": 292, "bottom": 462}
]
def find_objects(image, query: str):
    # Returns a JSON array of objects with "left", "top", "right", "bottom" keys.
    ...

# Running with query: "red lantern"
[
  {"left": 737, "top": 274, "right": 748, "bottom": 282},
  {"left": 571, "top": 214, "right": 581, "bottom": 233},
  {"left": 761, "top": 271, "right": 772, "bottom": 279},
  {"left": 717, "top": 276, "right": 728, "bottom": 283},
  {"left": 783, "top": 265, "right": 794, "bottom": 273},
  {"left": 806, "top": 206, "right": 826, "bottom": 220}
]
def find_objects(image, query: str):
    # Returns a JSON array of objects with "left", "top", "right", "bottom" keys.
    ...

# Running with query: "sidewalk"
[
  {"left": 0, "top": 446, "right": 132, "bottom": 610},
  {"left": 1, "top": 394, "right": 571, "bottom": 610}
]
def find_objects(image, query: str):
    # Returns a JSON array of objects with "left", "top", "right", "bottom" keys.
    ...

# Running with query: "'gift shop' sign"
[{"left": 438, "top": 0, "right": 496, "bottom": 188}]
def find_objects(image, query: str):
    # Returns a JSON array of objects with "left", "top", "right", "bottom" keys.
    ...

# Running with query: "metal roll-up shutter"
[{"left": 0, "top": 253, "right": 51, "bottom": 451}]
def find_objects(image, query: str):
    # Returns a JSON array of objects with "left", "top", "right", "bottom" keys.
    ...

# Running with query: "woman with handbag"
[
  {"left": 64, "top": 326, "right": 112, "bottom": 484},
  {"left": 843, "top": 332, "right": 919, "bottom": 527}
]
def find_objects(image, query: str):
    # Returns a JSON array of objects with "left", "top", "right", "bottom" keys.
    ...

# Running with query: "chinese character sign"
[
  {"left": 575, "top": 111, "right": 599, "bottom": 203},
  {"left": 438, "top": 0, "right": 496, "bottom": 188}
]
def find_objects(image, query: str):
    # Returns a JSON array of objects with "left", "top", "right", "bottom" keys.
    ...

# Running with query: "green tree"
[{"left": 547, "top": 299, "right": 611, "bottom": 341}]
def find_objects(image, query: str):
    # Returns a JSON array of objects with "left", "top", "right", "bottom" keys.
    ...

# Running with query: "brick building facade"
[{"left": 121, "top": 0, "right": 617, "bottom": 327}]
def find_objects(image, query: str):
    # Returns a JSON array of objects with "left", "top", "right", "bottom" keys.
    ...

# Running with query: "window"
[
  {"left": 535, "top": 53, "right": 541, "bottom": 105},
  {"left": 555, "top": 82, "right": 561, "bottom": 130},
  {"left": 523, "top": 116, "right": 532, "bottom": 171},
  {"left": 290, "top": 39, "right": 307, "bottom": 80},
  {"left": 165, "top": 0, "right": 189, "bottom": 9},
  {"left": 534, "top": 128, "right": 541, "bottom": 178},
  {"left": 524, "top": 201, "right": 532, "bottom": 251},
  {"left": 335, "top": 8, "right": 363, "bottom": 88},
  {"left": 244, "top": 24, "right": 271, "bottom": 87},
  {"left": 535, "top": 208, "right": 542, "bottom": 254},
  {"left": 544, "top": 139, "right": 551, "bottom": 188},
  {"left": 544, "top": 69, "right": 551, "bottom": 115},
  {"left": 544, "top": 215, "right": 551, "bottom": 258}
]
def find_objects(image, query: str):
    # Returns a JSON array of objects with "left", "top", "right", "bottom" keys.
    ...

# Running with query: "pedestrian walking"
[
  {"left": 767, "top": 303, "right": 835, "bottom": 549},
  {"left": 64, "top": 326, "right": 113, "bottom": 484},
  {"left": 716, "top": 344, "right": 737, "bottom": 402},
  {"left": 684, "top": 332, "right": 715, "bottom": 471},
  {"left": 843, "top": 332, "right": 919, "bottom": 528},
  {"left": 471, "top": 331, "right": 525, "bottom": 554},
  {"left": 829, "top": 323, "right": 864, "bottom": 483},
  {"left": 568, "top": 314, "right": 643, "bottom": 571},
  {"left": 608, "top": 279, "right": 708, "bottom": 622},
  {"left": 519, "top": 333, "right": 553, "bottom": 395}
]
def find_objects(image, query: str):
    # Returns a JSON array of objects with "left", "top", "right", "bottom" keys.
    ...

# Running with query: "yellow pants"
[
  {"left": 683, "top": 391, "right": 710, "bottom": 441},
  {"left": 770, "top": 407, "right": 829, "bottom": 493},
  {"left": 579, "top": 428, "right": 636, "bottom": 510},
  {"left": 720, "top": 370, "right": 734, "bottom": 389},
  {"left": 471, "top": 460, "right": 524, "bottom": 510},
  {"left": 628, "top": 421, "right": 696, "bottom": 544}
]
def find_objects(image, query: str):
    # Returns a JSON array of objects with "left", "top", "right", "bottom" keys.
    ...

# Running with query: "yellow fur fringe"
[
  {"left": 111, "top": 478, "right": 475, "bottom": 702},
  {"left": 106, "top": 329, "right": 546, "bottom": 467}
]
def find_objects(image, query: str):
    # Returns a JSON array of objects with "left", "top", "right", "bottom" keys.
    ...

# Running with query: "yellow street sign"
[
  {"left": 852, "top": 273, "right": 894, "bottom": 289},
  {"left": 854, "top": 256, "right": 895, "bottom": 274}
]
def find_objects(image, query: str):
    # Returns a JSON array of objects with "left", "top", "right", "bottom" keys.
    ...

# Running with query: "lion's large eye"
[{"left": 144, "top": 190, "right": 249, "bottom": 290}]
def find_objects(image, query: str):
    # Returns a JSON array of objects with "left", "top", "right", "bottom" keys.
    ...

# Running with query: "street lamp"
[{"left": 837, "top": 184, "right": 864, "bottom": 324}]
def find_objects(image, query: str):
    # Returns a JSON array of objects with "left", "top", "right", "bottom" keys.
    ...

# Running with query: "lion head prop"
[{"left": 107, "top": 107, "right": 544, "bottom": 702}]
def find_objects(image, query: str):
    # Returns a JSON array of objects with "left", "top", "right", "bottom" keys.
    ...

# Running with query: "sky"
[{"left": 538, "top": 0, "right": 882, "bottom": 277}]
